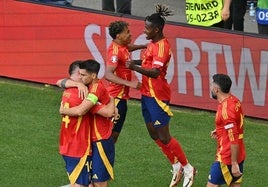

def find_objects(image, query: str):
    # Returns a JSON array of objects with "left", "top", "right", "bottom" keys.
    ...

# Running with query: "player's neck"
[
  {"left": 218, "top": 93, "right": 231, "bottom": 103},
  {"left": 152, "top": 34, "right": 164, "bottom": 43},
  {"left": 113, "top": 39, "right": 127, "bottom": 47}
]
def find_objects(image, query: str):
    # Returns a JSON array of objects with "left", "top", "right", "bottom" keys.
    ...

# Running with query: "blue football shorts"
[
  {"left": 208, "top": 161, "right": 244, "bottom": 185},
  {"left": 141, "top": 95, "right": 170, "bottom": 128},
  {"left": 62, "top": 155, "right": 92, "bottom": 185},
  {"left": 112, "top": 98, "right": 127, "bottom": 133},
  {"left": 91, "top": 136, "right": 115, "bottom": 182}
]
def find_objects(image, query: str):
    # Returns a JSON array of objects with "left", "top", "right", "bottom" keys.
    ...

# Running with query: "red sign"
[{"left": 1, "top": 0, "right": 267, "bottom": 119}]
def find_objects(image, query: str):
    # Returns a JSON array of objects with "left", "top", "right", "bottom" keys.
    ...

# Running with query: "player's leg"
[
  {"left": 207, "top": 161, "right": 228, "bottom": 187},
  {"left": 229, "top": 183, "right": 241, "bottom": 187},
  {"left": 62, "top": 155, "right": 92, "bottom": 187},
  {"left": 150, "top": 97, "right": 196, "bottom": 187},
  {"left": 93, "top": 181, "right": 108, "bottom": 187},
  {"left": 141, "top": 96, "right": 159, "bottom": 140},
  {"left": 142, "top": 96, "right": 187, "bottom": 186},
  {"left": 206, "top": 182, "right": 220, "bottom": 187},
  {"left": 112, "top": 98, "right": 127, "bottom": 143},
  {"left": 91, "top": 137, "right": 115, "bottom": 187},
  {"left": 156, "top": 124, "right": 197, "bottom": 187}
]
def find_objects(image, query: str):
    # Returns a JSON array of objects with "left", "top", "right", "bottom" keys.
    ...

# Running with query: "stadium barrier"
[{"left": 1, "top": 0, "right": 267, "bottom": 120}]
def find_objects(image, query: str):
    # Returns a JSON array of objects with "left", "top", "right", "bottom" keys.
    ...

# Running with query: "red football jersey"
[
  {"left": 215, "top": 95, "right": 246, "bottom": 165},
  {"left": 59, "top": 87, "right": 91, "bottom": 157},
  {"left": 106, "top": 41, "right": 131, "bottom": 99},
  {"left": 89, "top": 80, "right": 113, "bottom": 142},
  {"left": 141, "top": 38, "right": 171, "bottom": 101}
]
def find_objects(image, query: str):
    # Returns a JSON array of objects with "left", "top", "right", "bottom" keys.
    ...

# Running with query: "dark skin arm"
[
  {"left": 126, "top": 60, "right": 160, "bottom": 78},
  {"left": 132, "top": 60, "right": 142, "bottom": 65}
]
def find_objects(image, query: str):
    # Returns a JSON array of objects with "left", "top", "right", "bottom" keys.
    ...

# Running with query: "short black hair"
[
  {"left": 212, "top": 74, "right": 232, "bottom": 93},
  {"left": 109, "top": 21, "right": 129, "bottom": 39},
  {"left": 79, "top": 59, "right": 100, "bottom": 74},
  {"left": 68, "top": 60, "right": 82, "bottom": 76}
]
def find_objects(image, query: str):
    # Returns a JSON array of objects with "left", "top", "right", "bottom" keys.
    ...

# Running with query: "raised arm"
[
  {"left": 222, "top": 0, "right": 232, "bottom": 21},
  {"left": 56, "top": 78, "right": 88, "bottom": 99},
  {"left": 126, "top": 60, "right": 160, "bottom": 78}
]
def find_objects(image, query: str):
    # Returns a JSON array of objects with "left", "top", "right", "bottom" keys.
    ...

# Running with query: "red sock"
[
  {"left": 166, "top": 137, "right": 188, "bottom": 166},
  {"left": 155, "top": 139, "right": 177, "bottom": 164}
]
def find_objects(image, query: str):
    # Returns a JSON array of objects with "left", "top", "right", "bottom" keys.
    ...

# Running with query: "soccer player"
[
  {"left": 57, "top": 60, "right": 115, "bottom": 187},
  {"left": 126, "top": 4, "right": 196, "bottom": 187},
  {"left": 105, "top": 20, "right": 146, "bottom": 143},
  {"left": 58, "top": 60, "right": 92, "bottom": 187},
  {"left": 207, "top": 74, "right": 246, "bottom": 187},
  {"left": 59, "top": 59, "right": 115, "bottom": 187}
]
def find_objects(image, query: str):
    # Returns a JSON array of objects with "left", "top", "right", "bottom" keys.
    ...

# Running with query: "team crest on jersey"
[{"left": 111, "top": 55, "right": 118, "bottom": 63}]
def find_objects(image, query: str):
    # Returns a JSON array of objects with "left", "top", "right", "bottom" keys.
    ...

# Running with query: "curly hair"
[
  {"left": 145, "top": 4, "right": 173, "bottom": 30},
  {"left": 108, "top": 21, "right": 129, "bottom": 39}
]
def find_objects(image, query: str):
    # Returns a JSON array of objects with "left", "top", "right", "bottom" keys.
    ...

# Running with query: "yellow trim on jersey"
[
  {"left": 228, "top": 129, "right": 234, "bottom": 141},
  {"left": 148, "top": 78, "right": 173, "bottom": 116},
  {"left": 91, "top": 83, "right": 98, "bottom": 93},
  {"left": 75, "top": 116, "right": 82, "bottom": 133},
  {"left": 158, "top": 40, "right": 164, "bottom": 58},
  {"left": 217, "top": 139, "right": 223, "bottom": 162},
  {"left": 222, "top": 101, "right": 228, "bottom": 120},
  {"left": 96, "top": 141, "right": 114, "bottom": 180},
  {"left": 112, "top": 44, "right": 119, "bottom": 55},
  {"left": 116, "top": 87, "right": 125, "bottom": 99},
  {"left": 240, "top": 114, "right": 244, "bottom": 128},
  {"left": 114, "top": 98, "right": 120, "bottom": 106},
  {"left": 93, "top": 116, "right": 101, "bottom": 140}
]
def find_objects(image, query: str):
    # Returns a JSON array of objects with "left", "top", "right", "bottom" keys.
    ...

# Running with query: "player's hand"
[
  {"left": 210, "top": 129, "right": 217, "bottom": 139},
  {"left": 136, "top": 82, "right": 142, "bottom": 90},
  {"left": 59, "top": 102, "right": 64, "bottom": 115},
  {"left": 231, "top": 162, "right": 242, "bottom": 177},
  {"left": 221, "top": 7, "right": 230, "bottom": 21},
  {"left": 128, "top": 81, "right": 141, "bottom": 89},
  {"left": 111, "top": 107, "right": 119, "bottom": 122},
  {"left": 126, "top": 60, "right": 135, "bottom": 70},
  {"left": 76, "top": 83, "right": 88, "bottom": 99}
]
